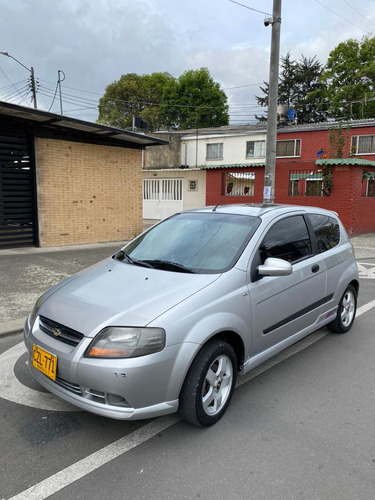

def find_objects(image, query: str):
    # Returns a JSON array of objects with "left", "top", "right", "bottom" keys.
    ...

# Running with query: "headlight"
[
  {"left": 85, "top": 327, "right": 166, "bottom": 358},
  {"left": 29, "top": 294, "right": 46, "bottom": 329}
]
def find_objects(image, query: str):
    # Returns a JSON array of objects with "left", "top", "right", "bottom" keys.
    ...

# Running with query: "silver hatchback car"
[{"left": 24, "top": 204, "right": 359, "bottom": 426}]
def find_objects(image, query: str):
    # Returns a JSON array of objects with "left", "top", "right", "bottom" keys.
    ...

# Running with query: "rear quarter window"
[{"left": 307, "top": 214, "right": 340, "bottom": 253}]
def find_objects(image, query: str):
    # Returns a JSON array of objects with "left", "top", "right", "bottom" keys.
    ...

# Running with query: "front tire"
[
  {"left": 179, "top": 340, "right": 237, "bottom": 427},
  {"left": 328, "top": 284, "right": 357, "bottom": 333}
]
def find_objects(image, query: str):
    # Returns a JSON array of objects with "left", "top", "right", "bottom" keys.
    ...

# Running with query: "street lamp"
[{"left": 0, "top": 51, "right": 37, "bottom": 109}]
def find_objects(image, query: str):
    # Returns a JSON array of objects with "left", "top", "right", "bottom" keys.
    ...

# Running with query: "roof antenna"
[{"left": 212, "top": 199, "right": 224, "bottom": 212}]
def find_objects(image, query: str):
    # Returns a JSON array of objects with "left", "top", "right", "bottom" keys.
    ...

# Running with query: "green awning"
[
  {"left": 316, "top": 158, "right": 375, "bottom": 167},
  {"left": 290, "top": 172, "right": 322, "bottom": 180},
  {"left": 203, "top": 163, "right": 265, "bottom": 170}
]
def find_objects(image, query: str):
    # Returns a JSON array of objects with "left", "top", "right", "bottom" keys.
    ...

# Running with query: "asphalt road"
[{"left": 1, "top": 258, "right": 375, "bottom": 500}]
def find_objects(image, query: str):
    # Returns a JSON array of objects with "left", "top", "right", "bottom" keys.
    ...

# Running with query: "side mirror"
[{"left": 257, "top": 257, "right": 292, "bottom": 277}]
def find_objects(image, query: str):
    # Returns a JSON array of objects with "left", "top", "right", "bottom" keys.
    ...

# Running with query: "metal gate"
[
  {"left": 0, "top": 123, "right": 36, "bottom": 248},
  {"left": 143, "top": 178, "right": 183, "bottom": 220}
]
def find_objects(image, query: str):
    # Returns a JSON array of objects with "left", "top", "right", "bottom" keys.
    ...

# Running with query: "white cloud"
[{"left": 0, "top": 0, "right": 373, "bottom": 123}]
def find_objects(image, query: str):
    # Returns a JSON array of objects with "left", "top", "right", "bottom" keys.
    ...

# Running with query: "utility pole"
[
  {"left": 58, "top": 70, "right": 65, "bottom": 115},
  {"left": 30, "top": 66, "right": 37, "bottom": 109},
  {"left": 263, "top": 0, "right": 282, "bottom": 204},
  {"left": 0, "top": 51, "right": 38, "bottom": 109}
]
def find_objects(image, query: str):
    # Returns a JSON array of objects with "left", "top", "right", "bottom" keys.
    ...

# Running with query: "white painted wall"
[
  {"left": 143, "top": 169, "right": 206, "bottom": 212},
  {"left": 182, "top": 132, "right": 267, "bottom": 167}
]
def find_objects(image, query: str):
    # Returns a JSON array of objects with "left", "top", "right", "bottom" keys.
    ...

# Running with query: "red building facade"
[{"left": 205, "top": 122, "right": 375, "bottom": 236}]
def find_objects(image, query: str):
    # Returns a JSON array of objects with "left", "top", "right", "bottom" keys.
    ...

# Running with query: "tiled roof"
[
  {"left": 154, "top": 119, "right": 375, "bottom": 137},
  {"left": 278, "top": 119, "right": 375, "bottom": 134}
]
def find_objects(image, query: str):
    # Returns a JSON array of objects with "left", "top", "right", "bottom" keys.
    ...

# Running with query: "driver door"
[{"left": 248, "top": 214, "right": 327, "bottom": 357}]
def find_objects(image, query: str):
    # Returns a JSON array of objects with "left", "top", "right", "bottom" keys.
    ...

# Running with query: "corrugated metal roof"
[
  {"left": 143, "top": 167, "right": 203, "bottom": 172},
  {"left": 278, "top": 119, "right": 375, "bottom": 134},
  {"left": 316, "top": 158, "right": 375, "bottom": 166},
  {"left": 203, "top": 163, "right": 265, "bottom": 170},
  {"left": 153, "top": 119, "right": 375, "bottom": 137}
]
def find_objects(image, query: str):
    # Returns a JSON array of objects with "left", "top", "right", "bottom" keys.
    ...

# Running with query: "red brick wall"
[
  {"left": 351, "top": 167, "right": 375, "bottom": 235},
  {"left": 205, "top": 125, "right": 375, "bottom": 235},
  {"left": 206, "top": 167, "right": 265, "bottom": 206},
  {"left": 206, "top": 164, "right": 375, "bottom": 236},
  {"left": 275, "top": 162, "right": 356, "bottom": 233}
]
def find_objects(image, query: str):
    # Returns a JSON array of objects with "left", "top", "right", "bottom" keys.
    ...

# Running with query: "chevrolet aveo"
[{"left": 24, "top": 204, "right": 359, "bottom": 427}]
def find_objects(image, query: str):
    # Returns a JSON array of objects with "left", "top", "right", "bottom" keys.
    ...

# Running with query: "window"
[
  {"left": 308, "top": 214, "right": 340, "bottom": 253},
  {"left": 351, "top": 135, "right": 375, "bottom": 155},
  {"left": 276, "top": 139, "right": 301, "bottom": 157},
  {"left": 206, "top": 143, "right": 223, "bottom": 160},
  {"left": 125, "top": 212, "right": 260, "bottom": 274},
  {"left": 224, "top": 172, "right": 255, "bottom": 196},
  {"left": 289, "top": 180, "right": 299, "bottom": 197},
  {"left": 246, "top": 140, "right": 265, "bottom": 158},
  {"left": 188, "top": 180, "right": 198, "bottom": 191},
  {"left": 289, "top": 170, "right": 323, "bottom": 197},
  {"left": 143, "top": 179, "right": 182, "bottom": 201},
  {"left": 161, "top": 179, "right": 182, "bottom": 200},
  {"left": 362, "top": 171, "right": 375, "bottom": 197},
  {"left": 305, "top": 179, "right": 323, "bottom": 196},
  {"left": 259, "top": 215, "right": 312, "bottom": 264}
]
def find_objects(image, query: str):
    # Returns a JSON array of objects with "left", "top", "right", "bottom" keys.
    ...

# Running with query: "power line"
[
  {"left": 228, "top": 0, "right": 271, "bottom": 16},
  {"left": 312, "top": 0, "right": 371, "bottom": 34},
  {"left": 341, "top": 0, "right": 375, "bottom": 28},
  {"left": 0, "top": 78, "right": 28, "bottom": 92},
  {"left": 47, "top": 80, "right": 59, "bottom": 112},
  {"left": 223, "top": 83, "right": 263, "bottom": 90}
]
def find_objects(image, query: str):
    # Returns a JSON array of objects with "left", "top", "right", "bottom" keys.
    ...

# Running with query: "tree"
[
  {"left": 98, "top": 68, "right": 229, "bottom": 131},
  {"left": 296, "top": 56, "right": 328, "bottom": 123},
  {"left": 160, "top": 68, "right": 229, "bottom": 130},
  {"left": 97, "top": 72, "right": 174, "bottom": 131},
  {"left": 310, "top": 36, "right": 375, "bottom": 120},
  {"left": 255, "top": 53, "right": 327, "bottom": 123}
]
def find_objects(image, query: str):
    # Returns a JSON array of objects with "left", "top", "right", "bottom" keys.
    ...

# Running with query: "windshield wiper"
[
  {"left": 143, "top": 260, "right": 196, "bottom": 273},
  {"left": 113, "top": 251, "right": 154, "bottom": 269}
]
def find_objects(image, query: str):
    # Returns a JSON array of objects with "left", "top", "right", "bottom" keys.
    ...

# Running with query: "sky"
[{"left": 1, "top": 0, "right": 374, "bottom": 126}]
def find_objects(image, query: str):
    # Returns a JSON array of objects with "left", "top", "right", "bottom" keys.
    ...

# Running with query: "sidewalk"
[{"left": 1, "top": 232, "right": 374, "bottom": 337}]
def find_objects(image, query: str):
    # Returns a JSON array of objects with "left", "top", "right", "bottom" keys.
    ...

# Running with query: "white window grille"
[{"left": 225, "top": 172, "right": 255, "bottom": 196}]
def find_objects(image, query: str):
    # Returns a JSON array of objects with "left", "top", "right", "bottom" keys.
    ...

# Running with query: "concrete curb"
[{"left": 0, "top": 318, "right": 25, "bottom": 337}]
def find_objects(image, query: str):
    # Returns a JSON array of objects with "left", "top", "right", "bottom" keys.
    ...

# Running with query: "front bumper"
[{"left": 24, "top": 315, "right": 197, "bottom": 420}]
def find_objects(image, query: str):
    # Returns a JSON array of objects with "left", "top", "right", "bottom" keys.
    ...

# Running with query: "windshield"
[{"left": 116, "top": 212, "right": 260, "bottom": 274}]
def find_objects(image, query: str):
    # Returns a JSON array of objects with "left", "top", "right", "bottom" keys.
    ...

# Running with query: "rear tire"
[
  {"left": 179, "top": 340, "right": 237, "bottom": 427},
  {"left": 327, "top": 284, "right": 357, "bottom": 333}
]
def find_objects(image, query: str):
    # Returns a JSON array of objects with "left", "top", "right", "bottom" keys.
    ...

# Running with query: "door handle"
[{"left": 311, "top": 264, "right": 320, "bottom": 273}]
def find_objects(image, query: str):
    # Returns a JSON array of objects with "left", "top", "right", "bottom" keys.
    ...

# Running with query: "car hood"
[{"left": 38, "top": 258, "right": 220, "bottom": 337}]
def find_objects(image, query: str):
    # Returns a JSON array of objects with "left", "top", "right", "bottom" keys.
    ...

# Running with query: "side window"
[
  {"left": 259, "top": 216, "right": 312, "bottom": 264},
  {"left": 307, "top": 214, "right": 340, "bottom": 253}
]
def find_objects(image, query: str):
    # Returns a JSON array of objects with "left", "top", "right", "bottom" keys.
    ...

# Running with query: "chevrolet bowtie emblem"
[{"left": 51, "top": 327, "right": 62, "bottom": 337}]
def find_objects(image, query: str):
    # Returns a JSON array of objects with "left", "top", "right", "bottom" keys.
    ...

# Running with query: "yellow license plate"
[{"left": 33, "top": 344, "right": 57, "bottom": 381}]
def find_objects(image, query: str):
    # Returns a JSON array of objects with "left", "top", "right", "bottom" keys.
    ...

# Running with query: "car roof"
[{"left": 187, "top": 203, "right": 337, "bottom": 219}]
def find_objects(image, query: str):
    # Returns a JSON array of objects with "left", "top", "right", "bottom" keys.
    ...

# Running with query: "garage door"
[{"left": 0, "top": 124, "right": 37, "bottom": 248}]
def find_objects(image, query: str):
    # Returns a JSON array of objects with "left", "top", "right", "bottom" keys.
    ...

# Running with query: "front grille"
[
  {"left": 55, "top": 376, "right": 132, "bottom": 408},
  {"left": 55, "top": 376, "right": 82, "bottom": 395},
  {"left": 39, "top": 316, "right": 84, "bottom": 347}
]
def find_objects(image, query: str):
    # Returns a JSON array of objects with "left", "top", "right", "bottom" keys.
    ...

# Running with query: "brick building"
[
  {"left": 0, "top": 102, "right": 166, "bottom": 248},
  {"left": 204, "top": 120, "right": 375, "bottom": 236}
]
